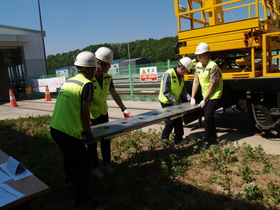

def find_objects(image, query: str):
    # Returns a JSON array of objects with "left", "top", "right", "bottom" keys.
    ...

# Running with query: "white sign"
[
  {"left": 31, "top": 76, "right": 66, "bottom": 93},
  {"left": 140, "top": 66, "right": 158, "bottom": 82}
]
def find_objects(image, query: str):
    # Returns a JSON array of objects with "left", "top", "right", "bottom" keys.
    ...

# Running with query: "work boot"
[
  {"left": 159, "top": 138, "right": 169, "bottom": 147},
  {"left": 92, "top": 168, "right": 104, "bottom": 178},
  {"left": 180, "top": 137, "right": 189, "bottom": 144},
  {"left": 174, "top": 136, "right": 188, "bottom": 144},
  {"left": 210, "top": 137, "right": 219, "bottom": 145},
  {"left": 200, "top": 141, "right": 210, "bottom": 149},
  {"left": 103, "top": 163, "right": 114, "bottom": 173}
]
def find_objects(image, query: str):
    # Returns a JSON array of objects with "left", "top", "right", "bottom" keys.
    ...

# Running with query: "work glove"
[
  {"left": 122, "top": 108, "right": 133, "bottom": 118},
  {"left": 186, "top": 94, "right": 191, "bottom": 101},
  {"left": 199, "top": 99, "right": 206, "bottom": 108},
  {"left": 190, "top": 98, "right": 196, "bottom": 106},
  {"left": 82, "top": 130, "right": 94, "bottom": 143}
]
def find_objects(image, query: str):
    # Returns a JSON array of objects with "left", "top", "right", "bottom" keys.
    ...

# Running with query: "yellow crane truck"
[{"left": 173, "top": 0, "right": 280, "bottom": 135}]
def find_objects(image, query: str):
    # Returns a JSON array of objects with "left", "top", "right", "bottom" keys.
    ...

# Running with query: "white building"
[
  {"left": 109, "top": 59, "right": 125, "bottom": 75},
  {"left": 55, "top": 66, "right": 77, "bottom": 79},
  {"left": 0, "top": 24, "right": 47, "bottom": 100}
]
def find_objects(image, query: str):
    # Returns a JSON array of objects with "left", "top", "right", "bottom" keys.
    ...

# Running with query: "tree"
[{"left": 46, "top": 36, "right": 180, "bottom": 74}]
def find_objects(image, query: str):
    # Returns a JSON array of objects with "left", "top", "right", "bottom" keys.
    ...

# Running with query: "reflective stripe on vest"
[
  {"left": 196, "top": 60, "right": 223, "bottom": 99},
  {"left": 90, "top": 73, "right": 112, "bottom": 119},
  {"left": 50, "top": 74, "right": 91, "bottom": 139},
  {"left": 158, "top": 68, "right": 184, "bottom": 104}
]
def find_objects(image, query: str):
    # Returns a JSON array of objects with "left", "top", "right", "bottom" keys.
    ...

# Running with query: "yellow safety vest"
[
  {"left": 50, "top": 74, "right": 91, "bottom": 139},
  {"left": 90, "top": 73, "right": 112, "bottom": 119},
  {"left": 158, "top": 68, "right": 184, "bottom": 104},
  {"left": 196, "top": 60, "right": 223, "bottom": 99}
]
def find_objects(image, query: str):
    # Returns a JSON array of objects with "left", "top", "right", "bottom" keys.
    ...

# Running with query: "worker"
[
  {"left": 50, "top": 51, "right": 98, "bottom": 208},
  {"left": 190, "top": 42, "right": 223, "bottom": 149},
  {"left": 158, "top": 57, "right": 193, "bottom": 146},
  {"left": 88, "top": 46, "right": 132, "bottom": 178}
]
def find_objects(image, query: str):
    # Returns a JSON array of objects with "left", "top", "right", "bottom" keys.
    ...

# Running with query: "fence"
[{"left": 30, "top": 60, "right": 179, "bottom": 101}]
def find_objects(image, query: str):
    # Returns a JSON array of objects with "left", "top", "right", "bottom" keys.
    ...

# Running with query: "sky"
[{"left": 0, "top": 0, "right": 178, "bottom": 56}]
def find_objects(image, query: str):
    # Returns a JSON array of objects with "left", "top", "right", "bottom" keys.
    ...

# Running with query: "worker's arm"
[
  {"left": 181, "top": 84, "right": 191, "bottom": 102},
  {"left": 109, "top": 88, "right": 126, "bottom": 110},
  {"left": 109, "top": 88, "right": 132, "bottom": 118},
  {"left": 191, "top": 76, "right": 199, "bottom": 99},
  {"left": 203, "top": 65, "right": 222, "bottom": 101},
  {"left": 81, "top": 101, "right": 92, "bottom": 131},
  {"left": 203, "top": 83, "right": 216, "bottom": 101},
  {"left": 81, "top": 82, "right": 94, "bottom": 141},
  {"left": 190, "top": 75, "right": 200, "bottom": 105},
  {"left": 161, "top": 73, "right": 178, "bottom": 104},
  {"left": 199, "top": 65, "right": 222, "bottom": 108}
]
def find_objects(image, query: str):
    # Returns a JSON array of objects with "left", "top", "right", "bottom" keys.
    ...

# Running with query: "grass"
[{"left": 1, "top": 115, "right": 280, "bottom": 210}]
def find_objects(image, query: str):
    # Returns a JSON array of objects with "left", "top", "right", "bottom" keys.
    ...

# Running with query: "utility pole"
[
  {"left": 37, "top": 0, "right": 48, "bottom": 75},
  {"left": 127, "top": 41, "right": 131, "bottom": 64}
]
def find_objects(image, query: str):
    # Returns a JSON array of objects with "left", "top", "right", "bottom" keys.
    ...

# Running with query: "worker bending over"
[{"left": 158, "top": 57, "right": 193, "bottom": 145}]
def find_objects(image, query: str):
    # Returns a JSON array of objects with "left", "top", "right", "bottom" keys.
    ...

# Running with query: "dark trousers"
[
  {"left": 50, "top": 127, "right": 90, "bottom": 203},
  {"left": 203, "top": 99, "right": 220, "bottom": 142},
  {"left": 160, "top": 102, "right": 184, "bottom": 141},
  {"left": 88, "top": 114, "right": 111, "bottom": 168}
]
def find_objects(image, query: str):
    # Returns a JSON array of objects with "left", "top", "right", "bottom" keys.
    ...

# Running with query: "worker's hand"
[
  {"left": 123, "top": 109, "right": 133, "bottom": 118},
  {"left": 82, "top": 130, "right": 94, "bottom": 143},
  {"left": 199, "top": 100, "right": 206, "bottom": 108},
  {"left": 190, "top": 98, "right": 196, "bottom": 106}
]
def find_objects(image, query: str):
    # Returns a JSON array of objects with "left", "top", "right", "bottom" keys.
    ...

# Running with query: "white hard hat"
[
  {"left": 194, "top": 42, "right": 210, "bottom": 55},
  {"left": 74, "top": 51, "right": 97, "bottom": 67},
  {"left": 95, "top": 47, "right": 114, "bottom": 64},
  {"left": 179, "top": 57, "right": 193, "bottom": 71}
]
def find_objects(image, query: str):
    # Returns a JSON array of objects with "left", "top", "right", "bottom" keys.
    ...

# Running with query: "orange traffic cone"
[
  {"left": 9, "top": 89, "right": 18, "bottom": 107},
  {"left": 45, "top": 85, "right": 52, "bottom": 101}
]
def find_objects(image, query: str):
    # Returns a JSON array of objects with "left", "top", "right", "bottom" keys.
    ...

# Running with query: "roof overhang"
[{"left": 0, "top": 34, "right": 30, "bottom": 47}]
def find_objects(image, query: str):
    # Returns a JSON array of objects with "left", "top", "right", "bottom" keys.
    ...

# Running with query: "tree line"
[{"left": 46, "top": 36, "right": 182, "bottom": 74}]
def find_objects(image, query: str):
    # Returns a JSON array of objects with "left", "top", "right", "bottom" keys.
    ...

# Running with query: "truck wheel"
[{"left": 251, "top": 104, "right": 280, "bottom": 135}]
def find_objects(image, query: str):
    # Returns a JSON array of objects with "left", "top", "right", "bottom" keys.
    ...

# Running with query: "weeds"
[
  {"left": 267, "top": 182, "right": 280, "bottom": 208},
  {"left": 239, "top": 165, "right": 254, "bottom": 183},
  {"left": 169, "top": 153, "right": 191, "bottom": 177},
  {"left": 1, "top": 115, "right": 280, "bottom": 209},
  {"left": 244, "top": 182, "right": 264, "bottom": 204}
]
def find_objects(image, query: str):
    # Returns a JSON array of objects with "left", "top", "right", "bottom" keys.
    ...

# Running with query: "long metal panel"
[{"left": 88, "top": 102, "right": 201, "bottom": 143}]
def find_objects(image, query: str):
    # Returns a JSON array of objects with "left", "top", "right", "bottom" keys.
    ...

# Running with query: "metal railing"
[{"left": 30, "top": 60, "right": 179, "bottom": 101}]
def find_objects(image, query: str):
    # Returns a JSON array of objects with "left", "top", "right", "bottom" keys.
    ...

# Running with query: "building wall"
[
  {"left": 119, "top": 58, "right": 150, "bottom": 67},
  {"left": 0, "top": 25, "right": 47, "bottom": 77},
  {"left": 0, "top": 25, "right": 47, "bottom": 100},
  {"left": 0, "top": 51, "right": 9, "bottom": 100}
]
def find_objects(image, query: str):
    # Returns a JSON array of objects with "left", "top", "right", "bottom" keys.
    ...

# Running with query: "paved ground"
[{"left": 1, "top": 98, "right": 280, "bottom": 154}]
